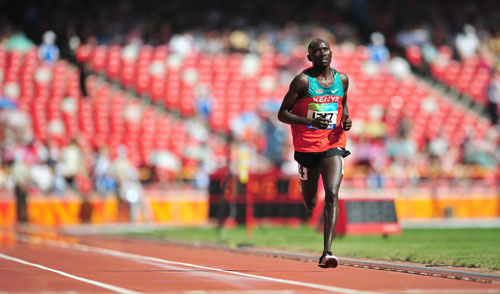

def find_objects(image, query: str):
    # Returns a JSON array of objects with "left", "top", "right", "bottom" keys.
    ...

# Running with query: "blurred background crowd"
[{"left": 0, "top": 0, "right": 499, "bottom": 201}]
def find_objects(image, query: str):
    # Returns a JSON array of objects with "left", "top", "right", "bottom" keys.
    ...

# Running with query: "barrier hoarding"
[{"left": 208, "top": 172, "right": 401, "bottom": 236}]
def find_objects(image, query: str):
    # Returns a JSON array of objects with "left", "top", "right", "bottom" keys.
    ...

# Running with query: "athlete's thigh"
[
  {"left": 298, "top": 164, "right": 321, "bottom": 203},
  {"left": 320, "top": 155, "right": 344, "bottom": 196}
]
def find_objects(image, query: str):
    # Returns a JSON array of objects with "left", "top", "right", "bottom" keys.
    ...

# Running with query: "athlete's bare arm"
[
  {"left": 278, "top": 73, "right": 331, "bottom": 129},
  {"left": 340, "top": 73, "right": 352, "bottom": 131}
]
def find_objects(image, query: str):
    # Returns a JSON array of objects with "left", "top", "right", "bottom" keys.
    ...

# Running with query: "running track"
[{"left": 1, "top": 226, "right": 499, "bottom": 294}]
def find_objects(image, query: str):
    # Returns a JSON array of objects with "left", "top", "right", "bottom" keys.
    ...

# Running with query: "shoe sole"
[{"left": 318, "top": 256, "right": 339, "bottom": 269}]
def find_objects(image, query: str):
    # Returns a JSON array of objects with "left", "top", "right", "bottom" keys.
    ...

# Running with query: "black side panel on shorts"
[
  {"left": 325, "top": 147, "right": 351, "bottom": 158},
  {"left": 294, "top": 151, "right": 321, "bottom": 169}
]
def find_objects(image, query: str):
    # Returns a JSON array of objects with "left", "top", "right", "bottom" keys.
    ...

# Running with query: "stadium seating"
[
  {"left": 83, "top": 45, "right": 288, "bottom": 134},
  {"left": 0, "top": 47, "right": 227, "bottom": 182},
  {"left": 80, "top": 43, "right": 496, "bottom": 150},
  {"left": 1, "top": 44, "right": 496, "bottom": 187},
  {"left": 427, "top": 46, "right": 493, "bottom": 106},
  {"left": 335, "top": 46, "right": 493, "bottom": 147}
]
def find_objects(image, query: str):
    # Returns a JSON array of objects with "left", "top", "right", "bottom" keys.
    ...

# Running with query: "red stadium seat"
[
  {"left": 106, "top": 45, "right": 122, "bottom": 80},
  {"left": 90, "top": 46, "right": 107, "bottom": 73}
]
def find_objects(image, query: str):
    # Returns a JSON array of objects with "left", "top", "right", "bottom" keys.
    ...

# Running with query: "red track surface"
[{"left": 1, "top": 227, "right": 499, "bottom": 294}]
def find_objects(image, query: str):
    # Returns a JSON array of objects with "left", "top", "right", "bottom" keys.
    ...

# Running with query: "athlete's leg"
[
  {"left": 320, "top": 155, "right": 344, "bottom": 254},
  {"left": 298, "top": 164, "right": 321, "bottom": 210}
]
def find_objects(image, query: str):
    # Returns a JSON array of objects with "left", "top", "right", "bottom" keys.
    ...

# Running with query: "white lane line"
[
  {"left": 0, "top": 292, "right": 81, "bottom": 294},
  {"left": 29, "top": 236, "right": 383, "bottom": 294},
  {"left": 136, "top": 258, "right": 259, "bottom": 288},
  {"left": 0, "top": 253, "right": 143, "bottom": 294},
  {"left": 384, "top": 290, "right": 500, "bottom": 294},
  {"left": 0, "top": 291, "right": 306, "bottom": 294}
]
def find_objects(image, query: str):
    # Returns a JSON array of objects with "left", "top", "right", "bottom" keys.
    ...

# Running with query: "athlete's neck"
[{"left": 310, "top": 65, "right": 331, "bottom": 78}]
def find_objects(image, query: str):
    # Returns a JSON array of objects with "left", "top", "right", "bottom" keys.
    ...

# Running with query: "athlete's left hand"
[{"left": 342, "top": 115, "right": 352, "bottom": 131}]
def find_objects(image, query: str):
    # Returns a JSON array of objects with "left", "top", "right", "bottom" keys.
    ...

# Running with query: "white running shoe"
[{"left": 318, "top": 252, "right": 339, "bottom": 268}]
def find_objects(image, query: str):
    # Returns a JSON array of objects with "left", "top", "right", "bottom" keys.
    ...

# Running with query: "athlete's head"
[{"left": 307, "top": 38, "right": 332, "bottom": 68}]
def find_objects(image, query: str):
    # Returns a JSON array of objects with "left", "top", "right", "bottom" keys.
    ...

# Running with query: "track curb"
[{"left": 234, "top": 247, "right": 500, "bottom": 285}]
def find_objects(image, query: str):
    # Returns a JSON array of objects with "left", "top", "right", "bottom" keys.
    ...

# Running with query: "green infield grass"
[{"left": 124, "top": 225, "right": 500, "bottom": 270}]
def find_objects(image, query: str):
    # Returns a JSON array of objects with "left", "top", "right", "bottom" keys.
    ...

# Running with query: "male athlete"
[{"left": 277, "top": 38, "right": 352, "bottom": 268}]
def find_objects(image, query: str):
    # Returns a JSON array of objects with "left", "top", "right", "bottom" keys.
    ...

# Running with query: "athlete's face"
[{"left": 308, "top": 41, "right": 332, "bottom": 67}]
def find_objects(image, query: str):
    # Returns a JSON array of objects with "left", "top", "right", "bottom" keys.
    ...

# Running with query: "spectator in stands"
[
  {"left": 40, "top": 140, "right": 65, "bottom": 195},
  {"left": 198, "top": 30, "right": 224, "bottom": 54},
  {"left": 487, "top": 70, "right": 500, "bottom": 126},
  {"left": 229, "top": 30, "right": 250, "bottom": 53},
  {"left": 389, "top": 51, "right": 412, "bottom": 80},
  {"left": 386, "top": 116, "right": 417, "bottom": 187},
  {"left": 424, "top": 130, "right": 450, "bottom": 181},
  {"left": 422, "top": 42, "right": 438, "bottom": 66},
  {"left": 395, "top": 24, "right": 431, "bottom": 49},
  {"left": 6, "top": 27, "right": 34, "bottom": 53},
  {"left": 427, "top": 131, "right": 449, "bottom": 159},
  {"left": 11, "top": 152, "right": 30, "bottom": 223},
  {"left": 169, "top": 32, "right": 194, "bottom": 56},
  {"left": 354, "top": 137, "right": 374, "bottom": 167},
  {"left": 456, "top": 24, "right": 480, "bottom": 60},
  {"left": 363, "top": 32, "right": 390, "bottom": 76},
  {"left": 75, "top": 37, "right": 95, "bottom": 98},
  {"left": 185, "top": 140, "right": 216, "bottom": 190},
  {"left": 78, "top": 61, "right": 91, "bottom": 98},
  {"left": 58, "top": 25, "right": 80, "bottom": 63},
  {"left": 408, "top": 42, "right": 438, "bottom": 78},
  {"left": 368, "top": 32, "right": 390, "bottom": 65},
  {"left": 361, "top": 104, "right": 387, "bottom": 138},
  {"left": 259, "top": 101, "right": 287, "bottom": 170},
  {"left": 276, "top": 24, "right": 300, "bottom": 55},
  {"left": 0, "top": 158, "right": 9, "bottom": 190},
  {"left": 112, "top": 146, "right": 147, "bottom": 222},
  {"left": 93, "top": 145, "right": 116, "bottom": 196},
  {"left": 462, "top": 128, "right": 498, "bottom": 167},
  {"left": 0, "top": 142, "right": 15, "bottom": 169},
  {"left": 193, "top": 84, "right": 213, "bottom": 122},
  {"left": 38, "top": 30, "right": 59, "bottom": 65},
  {"left": 488, "top": 30, "right": 500, "bottom": 57},
  {"left": 60, "top": 138, "right": 85, "bottom": 191},
  {"left": 30, "top": 160, "right": 54, "bottom": 195},
  {"left": 44, "top": 140, "right": 60, "bottom": 168},
  {"left": 481, "top": 129, "right": 498, "bottom": 167},
  {"left": 406, "top": 45, "right": 426, "bottom": 76}
]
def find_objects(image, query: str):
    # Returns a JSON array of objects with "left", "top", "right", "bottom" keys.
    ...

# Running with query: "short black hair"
[{"left": 308, "top": 38, "right": 329, "bottom": 52}]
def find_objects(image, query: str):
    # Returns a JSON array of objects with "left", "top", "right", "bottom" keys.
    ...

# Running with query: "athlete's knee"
[
  {"left": 323, "top": 190, "right": 338, "bottom": 207},
  {"left": 304, "top": 200, "right": 317, "bottom": 210},
  {"left": 302, "top": 194, "right": 317, "bottom": 210}
]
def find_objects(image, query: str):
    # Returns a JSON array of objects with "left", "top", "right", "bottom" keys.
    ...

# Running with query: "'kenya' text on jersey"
[{"left": 290, "top": 68, "right": 346, "bottom": 152}]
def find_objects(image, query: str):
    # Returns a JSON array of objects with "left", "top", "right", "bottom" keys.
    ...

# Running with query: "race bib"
[{"left": 307, "top": 103, "right": 338, "bottom": 129}]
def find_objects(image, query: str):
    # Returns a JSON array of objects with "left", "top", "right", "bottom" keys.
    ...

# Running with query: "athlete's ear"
[{"left": 307, "top": 54, "right": 311, "bottom": 61}]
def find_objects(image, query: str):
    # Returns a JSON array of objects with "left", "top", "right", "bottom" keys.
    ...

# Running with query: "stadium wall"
[
  {"left": 0, "top": 188, "right": 208, "bottom": 226},
  {"left": 1, "top": 185, "right": 499, "bottom": 226}
]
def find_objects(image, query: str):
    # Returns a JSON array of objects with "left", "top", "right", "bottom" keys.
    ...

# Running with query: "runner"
[{"left": 277, "top": 38, "right": 352, "bottom": 268}]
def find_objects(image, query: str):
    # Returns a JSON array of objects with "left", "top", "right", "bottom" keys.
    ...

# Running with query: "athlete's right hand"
[{"left": 310, "top": 114, "right": 331, "bottom": 129}]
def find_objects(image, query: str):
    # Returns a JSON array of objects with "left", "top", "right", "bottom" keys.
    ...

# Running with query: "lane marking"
[
  {"left": 384, "top": 290, "right": 500, "bottom": 294},
  {"left": 0, "top": 253, "right": 143, "bottom": 294},
  {"left": 26, "top": 236, "right": 383, "bottom": 294},
  {"left": 136, "top": 258, "right": 272, "bottom": 288},
  {"left": 0, "top": 291, "right": 310, "bottom": 294}
]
